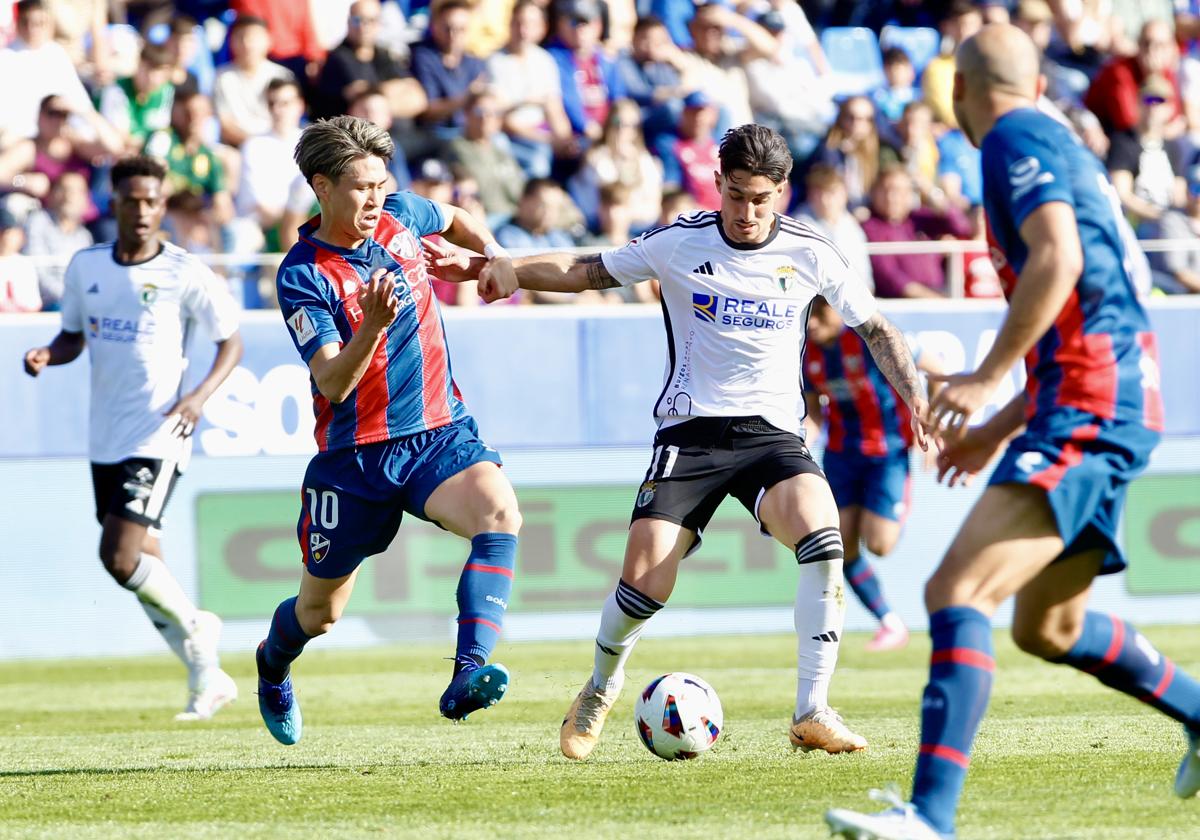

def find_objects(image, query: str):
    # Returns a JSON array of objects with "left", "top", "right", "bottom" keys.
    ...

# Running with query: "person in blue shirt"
[
  {"left": 827, "top": 24, "right": 1200, "bottom": 840},
  {"left": 410, "top": 0, "right": 486, "bottom": 137}
]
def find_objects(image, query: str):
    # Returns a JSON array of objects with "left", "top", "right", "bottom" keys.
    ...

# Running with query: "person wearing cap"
[
  {"left": 1141, "top": 164, "right": 1200, "bottom": 293},
  {"left": 411, "top": 0, "right": 488, "bottom": 138},
  {"left": 1107, "top": 73, "right": 1188, "bottom": 226},
  {"left": 658, "top": 90, "right": 722, "bottom": 210},
  {"left": 746, "top": 7, "right": 834, "bottom": 161},
  {"left": 546, "top": 0, "right": 627, "bottom": 143}
]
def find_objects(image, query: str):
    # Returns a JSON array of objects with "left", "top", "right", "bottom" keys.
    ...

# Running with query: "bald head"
[{"left": 956, "top": 23, "right": 1041, "bottom": 99}]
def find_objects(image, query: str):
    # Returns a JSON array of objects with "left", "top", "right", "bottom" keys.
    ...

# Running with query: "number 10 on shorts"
[{"left": 305, "top": 488, "right": 340, "bottom": 529}]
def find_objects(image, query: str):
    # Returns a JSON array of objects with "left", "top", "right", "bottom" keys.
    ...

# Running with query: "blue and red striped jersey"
[
  {"left": 982, "top": 108, "right": 1164, "bottom": 431},
  {"left": 804, "top": 329, "right": 912, "bottom": 456},
  {"left": 276, "top": 192, "right": 467, "bottom": 452}
]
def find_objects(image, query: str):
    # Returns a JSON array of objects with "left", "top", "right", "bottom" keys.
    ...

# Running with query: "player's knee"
[
  {"left": 924, "top": 561, "right": 977, "bottom": 613},
  {"left": 1011, "top": 615, "right": 1078, "bottom": 660},
  {"left": 296, "top": 602, "right": 341, "bottom": 637},
  {"left": 97, "top": 541, "right": 140, "bottom": 584},
  {"left": 480, "top": 496, "right": 522, "bottom": 535},
  {"left": 864, "top": 534, "right": 897, "bottom": 556}
]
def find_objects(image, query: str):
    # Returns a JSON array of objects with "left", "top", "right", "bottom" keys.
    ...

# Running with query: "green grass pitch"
[{"left": 2, "top": 628, "right": 1197, "bottom": 839}]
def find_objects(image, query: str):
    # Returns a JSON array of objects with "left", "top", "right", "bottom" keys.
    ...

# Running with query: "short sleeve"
[
  {"left": 599, "top": 234, "right": 659, "bottom": 286},
  {"left": 983, "top": 123, "right": 1075, "bottom": 232},
  {"left": 816, "top": 239, "right": 877, "bottom": 328},
  {"left": 1105, "top": 131, "right": 1140, "bottom": 173},
  {"left": 180, "top": 259, "right": 241, "bottom": 341},
  {"left": 276, "top": 262, "right": 342, "bottom": 362},
  {"left": 59, "top": 253, "right": 84, "bottom": 332},
  {"left": 383, "top": 192, "right": 446, "bottom": 238}
]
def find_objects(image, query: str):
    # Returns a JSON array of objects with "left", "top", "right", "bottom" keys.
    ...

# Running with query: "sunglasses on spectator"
[
  {"left": 350, "top": 14, "right": 380, "bottom": 25},
  {"left": 1143, "top": 95, "right": 1169, "bottom": 106},
  {"left": 472, "top": 106, "right": 501, "bottom": 117},
  {"left": 42, "top": 108, "right": 70, "bottom": 119},
  {"left": 269, "top": 96, "right": 299, "bottom": 108}
]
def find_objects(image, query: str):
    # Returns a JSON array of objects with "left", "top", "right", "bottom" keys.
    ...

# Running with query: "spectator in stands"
[
  {"left": 235, "top": 78, "right": 306, "bottom": 246},
  {"left": 978, "top": 0, "right": 1010, "bottom": 25},
  {"left": 936, "top": 123, "right": 983, "bottom": 210},
  {"left": 873, "top": 47, "right": 917, "bottom": 125},
  {"left": 922, "top": 0, "right": 983, "bottom": 129},
  {"left": 346, "top": 86, "right": 411, "bottom": 191},
  {"left": 653, "top": 0, "right": 697, "bottom": 49},
  {"left": 1142, "top": 164, "right": 1200, "bottom": 293},
  {"left": 615, "top": 16, "right": 691, "bottom": 151},
  {"left": 896, "top": 100, "right": 941, "bottom": 206},
  {"left": 496, "top": 177, "right": 577, "bottom": 250},
  {"left": 145, "top": 90, "right": 235, "bottom": 228},
  {"left": 1107, "top": 74, "right": 1187, "bottom": 226},
  {"left": 862, "top": 164, "right": 971, "bottom": 298},
  {"left": 164, "top": 16, "right": 206, "bottom": 97},
  {"left": 662, "top": 91, "right": 721, "bottom": 211},
  {"left": 0, "top": 95, "right": 103, "bottom": 223},
  {"left": 486, "top": 0, "right": 574, "bottom": 179},
  {"left": 0, "top": 0, "right": 105, "bottom": 143},
  {"left": 575, "top": 98, "right": 664, "bottom": 231},
  {"left": 794, "top": 163, "right": 873, "bottom": 290},
  {"left": 313, "top": 0, "right": 427, "bottom": 122},
  {"left": 231, "top": 0, "right": 324, "bottom": 82},
  {"left": 591, "top": 183, "right": 659, "bottom": 302},
  {"left": 163, "top": 190, "right": 217, "bottom": 254},
  {"left": 1014, "top": 0, "right": 1089, "bottom": 103},
  {"left": 546, "top": 0, "right": 626, "bottom": 144},
  {"left": 411, "top": 0, "right": 488, "bottom": 139},
  {"left": 0, "top": 206, "right": 41, "bottom": 312},
  {"left": 22, "top": 170, "right": 92, "bottom": 309},
  {"left": 676, "top": 3, "right": 776, "bottom": 132},
  {"left": 448, "top": 90, "right": 527, "bottom": 224},
  {"left": 813, "top": 96, "right": 897, "bottom": 212},
  {"left": 411, "top": 157, "right": 457, "bottom": 206},
  {"left": 746, "top": 9, "right": 835, "bottom": 161},
  {"left": 658, "top": 187, "right": 697, "bottom": 225},
  {"left": 1085, "top": 19, "right": 1183, "bottom": 136},
  {"left": 100, "top": 43, "right": 177, "bottom": 151},
  {"left": 214, "top": 16, "right": 294, "bottom": 147}
]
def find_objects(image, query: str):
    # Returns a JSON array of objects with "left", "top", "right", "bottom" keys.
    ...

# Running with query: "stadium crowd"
[{"left": 1, "top": 0, "right": 1200, "bottom": 310}]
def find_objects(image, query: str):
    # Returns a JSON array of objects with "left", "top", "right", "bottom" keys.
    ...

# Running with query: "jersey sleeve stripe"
[
  {"left": 779, "top": 218, "right": 851, "bottom": 269},
  {"left": 641, "top": 211, "right": 719, "bottom": 241}
]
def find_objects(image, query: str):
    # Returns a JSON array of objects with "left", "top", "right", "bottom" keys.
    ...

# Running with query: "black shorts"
[
  {"left": 631, "top": 416, "right": 825, "bottom": 543},
  {"left": 90, "top": 458, "right": 181, "bottom": 531}
]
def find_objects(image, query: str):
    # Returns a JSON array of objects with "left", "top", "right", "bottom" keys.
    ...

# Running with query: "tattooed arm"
[
  {"left": 511, "top": 252, "right": 623, "bottom": 292},
  {"left": 854, "top": 311, "right": 930, "bottom": 449}
]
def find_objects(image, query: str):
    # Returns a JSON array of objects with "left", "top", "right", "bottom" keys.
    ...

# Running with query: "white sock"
[
  {"left": 592, "top": 580, "right": 663, "bottom": 693},
  {"left": 793, "top": 557, "right": 845, "bottom": 719},
  {"left": 124, "top": 554, "right": 200, "bottom": 660}
]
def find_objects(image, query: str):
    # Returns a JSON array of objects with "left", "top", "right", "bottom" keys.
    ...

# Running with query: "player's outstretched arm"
[
  {"left": 853, "top": 312, "right": 928, "bottom": 450},
  {"left": 436, "top": 203, "right": 517, "bottom": 302},
  {"left": 927, "top": 201, "right": 1082, "bottom": 434},
  {"left": 511, "top": 252, "right": 620, "bottom": 293},
  {"left": 23, "top": 330, "right": 85, "bottom": 376}
]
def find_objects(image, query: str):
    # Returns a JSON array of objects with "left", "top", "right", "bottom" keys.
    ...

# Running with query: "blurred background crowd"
[{"left": 2, "top": 0, "right": 1200, "bottom": 310}]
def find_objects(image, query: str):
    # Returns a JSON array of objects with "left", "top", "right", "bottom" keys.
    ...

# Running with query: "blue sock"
[
  {"left": 257, "top": 596, "right": 311, "bottom": 684},
  {"left": 1056, "top": 612, "right": 1200, "bottom": 732},
  {"left": 454, "top": 533, "right": 517, "bottom": 673},
  {"left": 845, "top": 554, "right": 891, "bottom": 621},
  {"left": 911, "top": 606, "right": 995, "bottom": 836}
]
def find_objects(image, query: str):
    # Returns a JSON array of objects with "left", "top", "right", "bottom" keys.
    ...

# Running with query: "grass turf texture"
[{"left": 1, "top": 628, "right": 1197, "bottom": 839}]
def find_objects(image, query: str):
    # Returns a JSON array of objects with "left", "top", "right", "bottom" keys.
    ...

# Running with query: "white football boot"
[
  {"left": 826, "top": 787, "right": 950, "bottom": 840},
  {"left": 175, "top": 611, "right": 237, "bottom": 721}
]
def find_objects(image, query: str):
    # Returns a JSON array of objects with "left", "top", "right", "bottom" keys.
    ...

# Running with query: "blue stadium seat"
[
  {"left": 879, "top": 25, "right": 942, "bottom": 77},
  {"left": 820, "top": 27, "right": 887, "bottom": 98}
]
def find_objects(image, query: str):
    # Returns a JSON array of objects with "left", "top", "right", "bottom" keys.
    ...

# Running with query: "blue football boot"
[
  {"left": 439, "top": 662, "right": 510, "bottom": 721},
  {"left": 256, "top": 644, "right": 302, "bottom": 745}
]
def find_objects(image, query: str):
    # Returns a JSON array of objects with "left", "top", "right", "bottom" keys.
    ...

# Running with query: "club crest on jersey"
[
  {"left": 636, "top": 480, "right": 656, "bottom": 508},
  {"left": 309, "top": 532, "right": 331, "bottom": 563},
  {"left": 775, "top": 264, "right": 799, "bottom": 292},
  {"left": 692, "top": 293, "right": 718, "bottom": 322},
  {"left": 139, "top": 283, "right": 158, "bottom": 306},
  {"left": 385, "top": 229, "right": 421, "bottom": 260}
]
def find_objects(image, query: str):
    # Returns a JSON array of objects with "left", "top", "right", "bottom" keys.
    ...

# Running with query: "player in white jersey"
[
  {"left": 466, "top": 125, "right": 929, "bottom": 759},
  {"left": 23, "top": 156, "right": 244, "bottom": 720}
]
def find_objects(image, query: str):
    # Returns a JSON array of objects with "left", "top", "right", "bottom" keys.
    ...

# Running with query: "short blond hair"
[{"left": 294, "top": 116, "right": 394, "bottom": 185}]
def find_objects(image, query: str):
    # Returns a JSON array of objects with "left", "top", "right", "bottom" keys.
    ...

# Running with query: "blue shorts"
[
  {"left": 823, "top": 448, "right": 912, "bottom": 523},
  {"left": 988, "top": 408, "right": 1159, "bottom": 575},
  {"left": 296, "top": 415, "right": 502, "bottom": 579}
]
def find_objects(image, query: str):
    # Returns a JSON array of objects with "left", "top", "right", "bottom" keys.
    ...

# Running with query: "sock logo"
[
  {"left": 1134, "top": 631, "right": 1161, "bottom": 666},
  {"left": 485, "top": 594, "right": 508, "bottom": 609},
  {"left": 596, "top": 642, "right": 619, "bottom": 656},
  {"left": 811, "top": 631, "right": 840, "bottom": 642}
]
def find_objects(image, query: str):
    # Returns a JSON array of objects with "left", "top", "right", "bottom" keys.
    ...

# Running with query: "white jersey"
[
  {"left": 59, "top": 242, "right": 240, "bottom": 464},
  {"left": 602, "top": 211, "right": 878, "bottom": 435}
]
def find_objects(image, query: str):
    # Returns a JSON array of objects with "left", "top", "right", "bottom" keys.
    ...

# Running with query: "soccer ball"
[{"left": 633, "top": 672, "right": 723, "bottom": 761}]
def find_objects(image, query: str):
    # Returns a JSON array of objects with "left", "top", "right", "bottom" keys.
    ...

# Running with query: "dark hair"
[
  {"left": 882, "top": 46, "right": 911, "bottom": 66},
  {"left": 435, "top": 0, "right": 473, "bottom": 16},
  {"left": 522, "top": 177, "right": 559, "bottom": 199},
  {"left": 169, "top": 15, "right": 198, "bottom": 36},
  {"left": 512, "top": 0, "right": 542, "bottom": 16},
  {"left": 718, "top": 124, "right": 793, "bottom": 184},
  {"left": 140, "top": 42, "right": 174, "bottom": 67},
  {"left": 267, "top": 77, "right": 303, "bottom": 98},
  {"left": 229, "top": 14, "right": 269, "bottom": 35},
  {"left": 946, "top": 0, "right": 980, "bottom": 20},
  {"left": 295, "top": 116, "right": 394, "bottom": 184},
  {"left": 634, "top": 15, "right": 665, "bottom": 34},
  {"left": 805, "top": 163, "right": 845, "bottom": 192},
  {"left": 15, "top": 0, "right": 47, "bottom": 18},
  {"left": 111, "top": 155, "right": 168, "bottom": 192},
  {"left": 348, "top": 84, "right": 387, "bottom": 108}
]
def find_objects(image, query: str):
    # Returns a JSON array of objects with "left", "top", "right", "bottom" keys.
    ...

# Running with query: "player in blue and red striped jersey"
[
  {"left": 804, "top": 297, "right": 942, "bottom": 652},
  {"left": 255, "top": 116, "right": 523, "bottom": 745},
  {"left": 827, "top": 24, "right": 1200, "bottom": 840}
]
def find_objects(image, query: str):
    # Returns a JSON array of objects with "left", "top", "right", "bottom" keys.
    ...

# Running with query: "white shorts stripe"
[
  {"left": 144, "top": 459, "right": 176, "bottom": 521},
  {"left": 662, "top": 445, "right": 679, "bottom": 478}
]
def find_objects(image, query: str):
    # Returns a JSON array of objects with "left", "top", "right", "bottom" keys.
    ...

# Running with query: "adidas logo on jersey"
[
  {"left": 692, "top": 261, "right": 715, "bottom": 276},
  {"left": 811, "top": 631, "right": 840, "bottom": 643}
]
